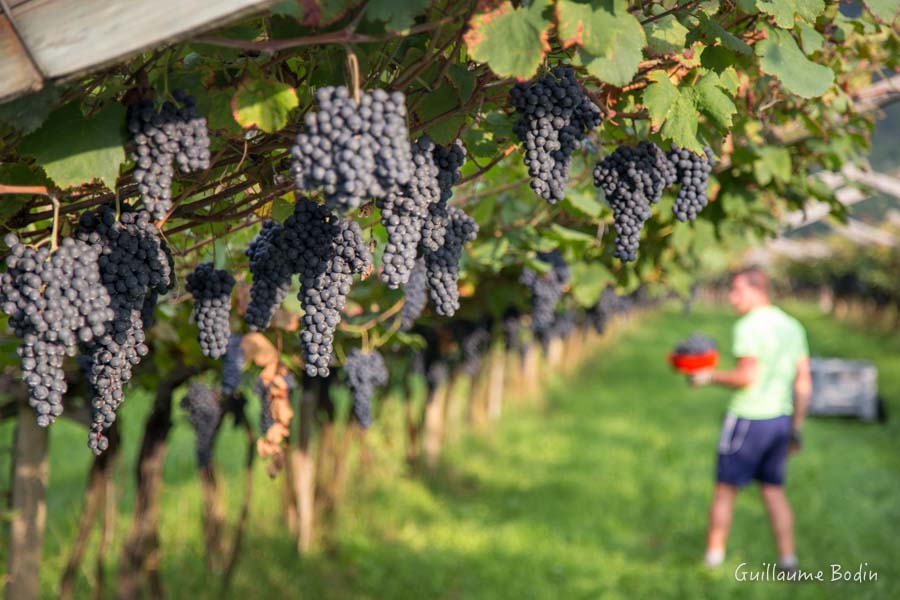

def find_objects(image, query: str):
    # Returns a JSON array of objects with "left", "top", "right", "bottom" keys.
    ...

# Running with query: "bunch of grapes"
[
  {"left": 127, "top": 91, "right": 211, "bottom": 220},
  {"left": 674, "top": 333, "right": 718, "bottom": 356},
  {"left": 287, "top": 199, "right": 372, "bottom": 376},
  {"left": 421, "top": 140, "right": 466, "bottom": 252},
  {"left": 502, "top": 308, "right": 522, "bottom": 354},
  {"left": 344, "top": 349, "right": 388, "bottom": 429},
  {"left": 221, "top": 333, "right": 244, "bottom": 397},
  {"left": 422, "top": 207, "right": 478, "bottom": 317},
  {"left": 76, "top": 204, "right": 175, "bottom": 453},
  {"left": 244, "top": 219, "right": 293, "bottom": 331},
  {"left": 509, "top": 65, "right": 602, "bottom": 203},
  {"left": 545, "top": 309, "right": 576, "bottom": 345},
  {"left": 399, "top": 258, "right": 428, "bottom": 332},
  {"left": 593, "top": 142, "right": 677, "bottom": 262},
  {"left": 180, "top": 383, "right": 222, "bottom": 468},
  {"left": 0, "top": 234, "right": 112, "bottom": 426},
  {"left": 668, "top": 146, "right": 715, "bottom": 222},
  {"left": 586, "top": 286, "right": 619, "bottom": 334},
  {"left": 520, "top": 250, "right": 570, "bottom": 339},
  {"left": 460, "top": 326, "right": 491, "bottom": 377},
  {"left": 185, "top": 263, "right": 235, "bottom": 358},
  {"left": 290, "top": 86, "right": 415, "bottom": 212},
  {"left": 377, "top": 136, "right": 441, "bottom": 288}
]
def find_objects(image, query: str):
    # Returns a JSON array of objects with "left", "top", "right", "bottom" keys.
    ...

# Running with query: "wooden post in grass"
[
  {"left": 423, "top": 381, "right": 448, "bottom": 468},
  {"left": 487, "top": 345, "right": 505, "bottom": 419},
  {"left": 5, "top": 402, "right": 49, "bottom": 600}
]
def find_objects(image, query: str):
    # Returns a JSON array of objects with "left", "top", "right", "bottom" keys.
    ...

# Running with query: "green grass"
[{"left": 2, "top": 301, "right": 898, "bottom": 599}]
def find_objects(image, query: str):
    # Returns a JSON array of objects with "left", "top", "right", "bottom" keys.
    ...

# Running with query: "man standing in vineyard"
[{"left": 689, "top": 268, "right": 812, "bottom": 573}]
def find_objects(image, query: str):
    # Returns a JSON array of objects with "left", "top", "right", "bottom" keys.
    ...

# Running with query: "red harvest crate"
[{"left": 668, "top": 350, "right": 719, "bottom": 374}]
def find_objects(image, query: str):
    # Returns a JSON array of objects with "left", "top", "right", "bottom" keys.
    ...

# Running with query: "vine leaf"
[
  {"left": 274, "top": 0, "right": 363, "bottom": 27},
  {"left": 797, "top": 22, "right": 825, "bottom": 55},
  {"left": 696, "top": 13, "right": 752, "bottom": 55},
  {"left": 414, "top": 81, "right": 466, "bottom": 144},
  {"left": 558, "top": 0, "right": 646, "bottom": 86},
  {"left": 862, "top": 0, "right": 900, "bottom": 24},
  {"left": 18, "top": 102, "right": 125, "bottom": 190},
  {"left": 693, "top": 72, "right": 737, "bottom": 130},
  {"left": 365, "top": 0, "right": 430, "bottom": 31},
  {"left": 753, "top": 146, "right": 792, "bottom": 185},
  {"left": 756, "top": 28, "right": 834, "bottom": 98},
  {"left": 568, "top": 262, "right": 613, "bottom": 307},
  {"left": 0, "top": 85, "right": 60, "bottom": 135},
  {"left": 645, "top": 15, "right": 689, "bottom": 55},
  {"left": 231, "top": 80, "right": 299, "bottom": 133},
  {"left": 464, "top": 0, "right": 552, "bottom": 79},
  {"left": 757, "top": 0, "right": 825, "bottom": 28}
]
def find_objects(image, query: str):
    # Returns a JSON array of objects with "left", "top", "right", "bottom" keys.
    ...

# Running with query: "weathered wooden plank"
[
  {"left": 0, "top": 0, "right": 276, "bottom": 101},
  {"left": 0, "top": 17, "right": 43, "bottom": 101}
]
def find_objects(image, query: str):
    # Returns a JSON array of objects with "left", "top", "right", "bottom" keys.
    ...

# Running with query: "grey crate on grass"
[{"left": 809, "top": 358, "right": 879, "bottom": 421}]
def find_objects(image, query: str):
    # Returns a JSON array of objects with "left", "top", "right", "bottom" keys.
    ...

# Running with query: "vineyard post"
[{"left": 5, "top": 402, "right": 49, "bottom": 600}]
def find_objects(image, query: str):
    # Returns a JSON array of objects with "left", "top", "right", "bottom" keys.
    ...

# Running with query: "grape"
[
  {"left": 290, "top": 86, "right": 415, "bottom": 212},
  {"left": 180, "top": 383, "right": 222, "bottom": 468},
  {"left": 668, "top": 146, "right": 715, "bottom": 222},
  {"left": 344, "top": 349, "right": 388, "bottom": 429},
  {"left": 586, "top": 286, "right": 619, "bottom": 334},
  {"left": 244, "top": 219, "right": 292, "bottom": 331},
  {"left": 377, "top": 136, "right": 440, "bottom": 288},
  {"left": 509, "top": 65, "right": 602, "bottom": 203},
  {"left": 545, "top": 309, "right": 576, "bottom": 345},
  {"left": 460, "top": 325, "right": 491, "bottom": 376},
  {"left": 0, "top": 233, "right": 112, "bottom": 426},
  {"left": 520, "top": 250, "right": 570, "bottom": 340},
  {"left": 502, "top": 308, "right": 522, "bottom": 353},
  {"left": 421, "top": 139, "right": 466, "bottom": 252},
  {"left": 593, "top": 141, "right": 676, "bottom": 262},
  {"left": 221, "top": 333, "right": 244, "bottom": 397},
  {"left": 287, "top": 199, "right": 371, "bottom": 377},
  {"left": 185, "top": 263, "right": 235, "bottom": 359},
  {"left": 400, "top": 258, "right": 427, "bottom": 332},
  {"left": 127, "top": 91, "right": 211, "bottom": 221},
  {"left": 76, "top": 204, "right": 175, "bottom": 454},
  {"left": 674, "top": 333, "right": 718, "bottom": 356},
  {"left": 422, "top": 207, "right": 478, "bottom": 317}
]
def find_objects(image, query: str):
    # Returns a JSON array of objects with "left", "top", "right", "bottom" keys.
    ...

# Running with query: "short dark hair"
[{"left": 733, "top": 266, "right": 770, "bottom": 293}]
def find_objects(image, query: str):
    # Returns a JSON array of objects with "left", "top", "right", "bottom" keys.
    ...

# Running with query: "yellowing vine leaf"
[{"left": 232, "top": 80, "right": 299, "bottom": 133}]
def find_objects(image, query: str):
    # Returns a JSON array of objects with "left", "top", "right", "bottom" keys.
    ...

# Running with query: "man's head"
[{"left": 728, "top": 267, "right": 770, "bottom": 314}]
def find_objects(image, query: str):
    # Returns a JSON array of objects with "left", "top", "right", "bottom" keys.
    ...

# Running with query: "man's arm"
[
  {"left": 792, "top": 357, "right": 812, "bottom": 431},
  {"left": 690, "top": 357, "right": 758, "bottom": 388}
]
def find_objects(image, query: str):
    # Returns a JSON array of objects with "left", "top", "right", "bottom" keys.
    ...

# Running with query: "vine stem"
[
  {"left": 49, "top": 195, "right": 60, "bottom": 253},
  {"left": 193, "top": 17, "right": 457, "bottom": 54}
]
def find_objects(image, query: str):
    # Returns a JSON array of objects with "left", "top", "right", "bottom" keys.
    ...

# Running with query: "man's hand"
[
  {"left": 689, "top": 369, "right": 714, "bottom": 387},
  {"left": 788, "top": 429, "right": 802, "bottom": 455}
]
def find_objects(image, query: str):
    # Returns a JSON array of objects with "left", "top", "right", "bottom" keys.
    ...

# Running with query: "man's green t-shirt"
[{"left": 729, "top": 305, "right": 809, "bottom": 420}]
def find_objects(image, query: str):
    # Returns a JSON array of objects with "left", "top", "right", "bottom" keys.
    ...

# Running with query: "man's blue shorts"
[{"left": 716, "top": 413, "right": 792, "bottom": 487}]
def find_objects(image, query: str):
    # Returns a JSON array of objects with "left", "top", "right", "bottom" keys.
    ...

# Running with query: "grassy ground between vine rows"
[{"left": 1, "top": 300, "right": 898, "bottom": 599}]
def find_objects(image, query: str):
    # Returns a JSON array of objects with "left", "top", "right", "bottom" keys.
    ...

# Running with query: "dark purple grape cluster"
[
  {"left": 243, "top": 200, "right": 372, "bottom": 376},
  {"left": 185, "top": 262, "right": 235, "bottom": 358},
  {"left": 221, "top": 333, "right": 244, "bottom": 397},
  {"left": 290, "top": 86, "right": 415, "bottom": 212},
  {"left": 510, "top": 65, "right": 602, "bottom": 203},
  {"left": 586, "top": 286, "right": 620, "bottom": 334},
  {"left": 520, "top": 250, "right": 570, "bottom": 340},
  {"left": 460, "top": 326, "right": 491, "bottom": 377},
  {"left": 421, "top": 140, "right": 467, "bottom": 252},
  {"left": 400, "top": 258, "right": 427, "bottom": 332},
  {"left": 344, "top": 349, "right": 388, "bottom": 429},
  {"left": 593, "top": 142, "right": 676, "bottom": 262},
  {"left": 502, "top": 308, "right": 522, "bottom": 353},
  {"left": 76, "top": 204, "right": 175, "bottom": 453},
  {"left": 668, "top": 146, "right": 715, "bottom": 222},
  {"left": 545, "top": 309, "right": 576, "bottom": 345},
  {"left": 377, "top": 136, "right": 441, "bottom": 288},
  {"left": 674, "top": 333, "right": 718, "bottom": 356},
  {"left": 0, "top": 233, "right": 112, "bottom": 426},
  {"left": 244, "top": 220, "right": 293, "bottom": 331},
  {"left": 127, "top": 91, "right": 211, "bottom": 221},
  {"left": 180, "top": 382, "right": 222, "bottom": 468},
  {"left": 423, "top": 207, "right": 478, "bottom": 317}
]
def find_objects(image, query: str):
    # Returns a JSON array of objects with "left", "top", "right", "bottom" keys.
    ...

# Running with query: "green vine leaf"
[
  {"left": 757, "top": 0, "right": 825, "bottom": 28},
  {"left": 862, "top": 0, "right": 900, "bottom": 24},
  {"left": 693, "top": 72, "right": 737, "bottom": 130},
  {"left": 231, "top": 80, "right": 299, "bottom": 133},
  {"left": 365, "top": 0, "right": 430, "bottom": 31},
  {"left": 645, "top": 15, "right": 689, "bottom": 55},
  {"left": 465, "top": 0, "right": 552, "bottom": 79},
  {"left": 18, "top": 102, "right": 125, "bottom": 190},
  {"left": 797, "top": 22, "right": 825, "bottom": 55},
  {"left": 697, "top": 13, "right": 752, "bottom": 55},
  {"left": 0, "top": 86, "right": 60, "bottom": 135},
  {"left": 756, "top": 28, "right": 834, "bottom": 98},
  {"left": 558, "top": 0, "right": 646, "bottom": 87},
  {"left": 642, "top": 71, "right": 702, "bottom": 152}
]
